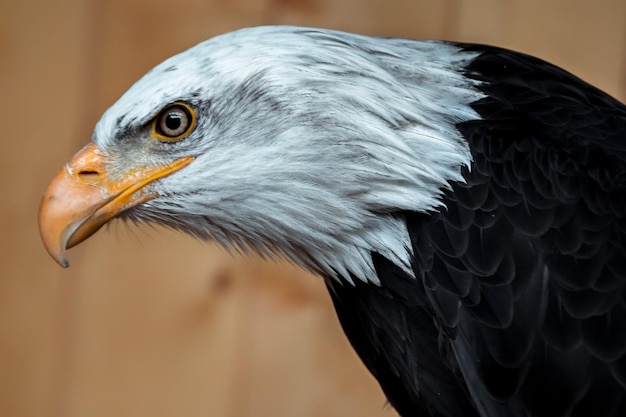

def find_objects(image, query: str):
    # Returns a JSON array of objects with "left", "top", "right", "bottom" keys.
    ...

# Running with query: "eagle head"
[{"left": 39, "top": 26, "right": 481, "bottom": 283}]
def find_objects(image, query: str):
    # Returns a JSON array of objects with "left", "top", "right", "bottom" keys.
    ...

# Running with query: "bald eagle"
[{"left": 39, "top": 26, "right": 626, "bottom": 417}]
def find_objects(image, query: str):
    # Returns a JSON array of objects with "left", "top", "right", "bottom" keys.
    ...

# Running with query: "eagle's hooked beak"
[{"left": 38, "top": 142, "right": 194, "bottom": 267}]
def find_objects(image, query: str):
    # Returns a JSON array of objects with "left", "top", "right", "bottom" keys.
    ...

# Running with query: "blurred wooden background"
[{"left": 1, "top": 0, "right": 625, "bottom": 416}]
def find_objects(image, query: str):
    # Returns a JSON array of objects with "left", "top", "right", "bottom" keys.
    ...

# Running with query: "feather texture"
[
  {"left": 94, "top": 26, "right": 484, "bottom": 283},
  {"left": 329, "top": 43, "right": 626, "bottom": 417}
]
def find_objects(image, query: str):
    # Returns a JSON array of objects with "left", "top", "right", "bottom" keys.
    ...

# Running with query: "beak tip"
[
  {"left": 58, "top": 257, "right": 70, "bottom": 269},
  {"left": 43, "top": 243, "right": 70, "bottom": 268}
]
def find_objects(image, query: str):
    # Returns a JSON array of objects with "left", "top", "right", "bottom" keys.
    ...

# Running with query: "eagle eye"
[{"left": 152, "top": 102, "right": 196, "bottom": 141}]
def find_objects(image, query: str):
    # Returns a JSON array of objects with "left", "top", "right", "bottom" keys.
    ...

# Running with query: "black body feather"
[{"left": 326, "top": 45, "right": 626, "bottom": 417}]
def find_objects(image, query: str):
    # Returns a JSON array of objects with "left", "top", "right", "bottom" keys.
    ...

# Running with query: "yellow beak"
[{"left": 38, "top": 142, "right": 194, "bottom": 267}]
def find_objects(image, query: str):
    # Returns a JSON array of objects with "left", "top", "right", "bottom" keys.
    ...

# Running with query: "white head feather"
[{"left": 93, "top": 26, "right": 484, "bottom": 284}]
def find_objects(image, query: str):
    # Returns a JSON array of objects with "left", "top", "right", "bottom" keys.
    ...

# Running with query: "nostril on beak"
[{"left": 77, "top": 170, "right": 101, "bottom": 184}]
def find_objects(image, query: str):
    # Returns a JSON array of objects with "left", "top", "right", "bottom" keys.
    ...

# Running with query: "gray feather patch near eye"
[{"left": 94, "top": 26, "right": 485, "bottom": 284}]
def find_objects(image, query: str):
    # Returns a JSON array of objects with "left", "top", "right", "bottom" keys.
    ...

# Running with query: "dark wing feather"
[
  {"left": 327, "top": 45, "right": 626, "bottom": 417},
  {"left": 434, "top": 45, "right": 626, "bottom": 416},
  {"left": 326, "top": 247, "right": 480, "bottom": 417}
]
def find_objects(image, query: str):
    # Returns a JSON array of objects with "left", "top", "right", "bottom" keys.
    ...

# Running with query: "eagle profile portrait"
[{"left": 39, "top": 26, "right": 626, "bottom": 417}]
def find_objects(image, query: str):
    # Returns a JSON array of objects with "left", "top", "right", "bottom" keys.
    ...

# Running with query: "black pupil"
[{"left": 166, "top": 112, "right": 182, "bottom": 131}]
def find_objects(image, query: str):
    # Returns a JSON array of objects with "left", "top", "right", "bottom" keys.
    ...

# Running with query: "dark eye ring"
[{"left": 152, "top": 102, "right": 196, "bottom": 141}]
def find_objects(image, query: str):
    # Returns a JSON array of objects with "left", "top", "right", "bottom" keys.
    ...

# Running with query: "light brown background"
[{"left": 2, "top": 1, "right": 625, "bottom": 416}]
